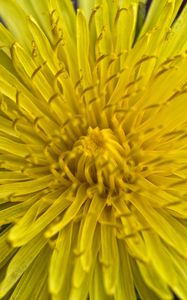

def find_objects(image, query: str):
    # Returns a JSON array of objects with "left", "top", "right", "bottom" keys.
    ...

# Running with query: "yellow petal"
[
  {"left": 45, "top": 183, "right": 88, "bottom": 238},
  {"left": 90, "top": 259, "right": 113, "bottom": 300},
  {"left": 0, "top": 233, "right": 47, "bottom": 298},
  {"left": 131, "top": 196, "right": 187, "bottom": 258},
  {"left": 161, "top": 4, "right": 187, "bottom": 59},
  {"left": 0, "top": 229, "right": 13, "bottom": 265},
  {"left": 0, "top": 0, "right": 32, "bottom": 49},
  {"left": 100, "top": 224, "right": 119, "bottom": 295},
  {"left": 78, "top": 0, "right": 95, "bottom": 18},
  {"left": 137, "top": 260, "right": 172, "bottom": 299},
  {"left": 116, "top": 240, "right": 137, "bottom": 300},
  {"left": 27, "top": 15, "right": 59, "bottom": 74},
  {"left": 9, "top": 189, "right": 70, "bottom": 246},
  {"left": 79, "top": 194, "right": 106, "bottom": 271},
  {"left": 77, "top": 9, "right": 92, "bottom": 83},
  {"left": 9, "top": 245, "right": 51, "bottom": 300},
  {"left": 143, "top": 231, "right": 177, "bottom": 287},
  {"left": 140, "top": 0, "right": 182, "bottom": 37},
  {"left": 131, "top": 259, "right": 162, "bottom": 300},
  {"left": 11, "top": 42, "right": 54, "bottom": 101},
  {"left": 49, "top": 224, "right": 73, "bottom": 294},
  {"left": 18, "top": 0, "right": 53, "bottom": 41}
]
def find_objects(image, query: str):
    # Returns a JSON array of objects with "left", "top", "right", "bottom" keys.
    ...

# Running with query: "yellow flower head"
[{"left": 0, "top": 0, "right": 187, "bottom": 299}]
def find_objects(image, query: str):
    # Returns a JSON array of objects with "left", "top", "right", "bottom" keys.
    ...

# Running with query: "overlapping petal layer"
[{"left": 0, "top": 0, "right": 187, "bottom": 299}]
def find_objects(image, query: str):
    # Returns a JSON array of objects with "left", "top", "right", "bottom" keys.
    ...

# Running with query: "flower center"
[
  {"left": 81, "top": 127, "right": 105, "bottom": 157},
  {"left": 62, "top": 125, "right": 138, "bottom": 195}
]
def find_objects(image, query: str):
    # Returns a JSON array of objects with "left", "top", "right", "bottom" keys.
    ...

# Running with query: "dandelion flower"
[{"left": 0, "top": 0, "right": 187, "bottom": 299}]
